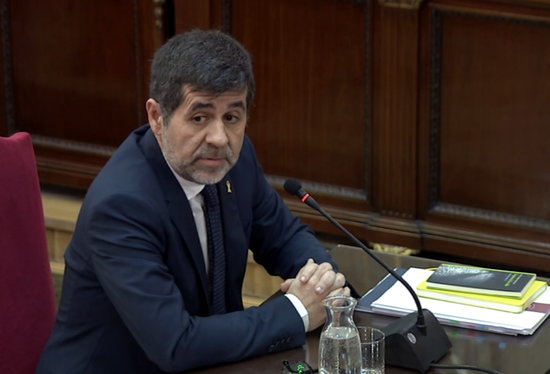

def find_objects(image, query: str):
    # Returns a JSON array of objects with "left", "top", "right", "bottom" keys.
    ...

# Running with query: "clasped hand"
[{"left": 280, "top": 258, "right": 350, "bottom": 331}]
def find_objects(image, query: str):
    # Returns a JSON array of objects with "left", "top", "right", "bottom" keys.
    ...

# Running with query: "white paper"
[{"left": 370, "top": 268, "right": 550, "bottom": 335}]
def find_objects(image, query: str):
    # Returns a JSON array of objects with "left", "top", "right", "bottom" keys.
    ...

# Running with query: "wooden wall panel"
[
  {"left": 231, "top": 0, "right": 368, "bottom": 192},
  {"left": 1, "top": 0, "right": 162, "bottom": 187},
  {"left": 372, "top": 5, "right": 420, "bottom": 218},
  {"left": 437, "top": 12, "right": 550, "bottom": 220},
  {"left": 174, "top": 0, "right": 225, "bottom": 31},
  {"left": 418, "top": 0, "right": 550, "bottom": 270},
  {"left": 10, "top": 1, "right": 138, "bottom": 144}
]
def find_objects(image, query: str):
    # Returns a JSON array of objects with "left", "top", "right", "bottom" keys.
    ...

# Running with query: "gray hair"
[{"left": 149, "top": 29, "right": 256, "bottom": 120}]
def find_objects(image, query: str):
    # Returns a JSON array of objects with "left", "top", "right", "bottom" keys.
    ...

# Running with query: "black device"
[{"left": 283, "top": 178, "right": 452, "bottom": 373}]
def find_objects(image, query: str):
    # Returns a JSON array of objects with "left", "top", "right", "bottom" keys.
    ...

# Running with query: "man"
[{"left": 36, "top": 29, "right": 349, "bottom": 373}]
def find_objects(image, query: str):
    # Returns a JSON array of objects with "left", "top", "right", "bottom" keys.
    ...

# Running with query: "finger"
[
  {"left": 316, "top": 272, "right": 346, "bottom": 296},
  {"left": 327, "top": 288, "right": 343, "bottom": 297},
  {"left": 333, "top": 272, "right": 346, "bottom": 289},
  {"left": 314, "top": 269, "right": 337, "bottom": 294},
  {"left": 308, "top": 262, "right": 334, "bottom": 291},
  {"left": 298, "top": 258, "right": 318, "bottom": 283},
  {"left": 300, "top": 260, "right": 335, "bottom": 284},
  {"left": 306, "top": 261, "right": 333, "bottom": 282},
  {"left": 327, "top": 286, "right": 350, "bottom": 297},
  {"left": 280, "top": 278, "right": 293, "bottom": 292}
]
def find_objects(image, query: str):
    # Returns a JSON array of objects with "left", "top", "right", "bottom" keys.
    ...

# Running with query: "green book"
[
  {"left": 425, "top": 264, "right": 537, "bottom": 298},
  {"left": 417, "top": 278, "right": 547, "bottom": 313}
]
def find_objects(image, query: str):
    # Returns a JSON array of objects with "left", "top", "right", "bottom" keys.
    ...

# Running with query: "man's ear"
[{"left": 146, "top": 98, "right": 164, "bottom": 137}]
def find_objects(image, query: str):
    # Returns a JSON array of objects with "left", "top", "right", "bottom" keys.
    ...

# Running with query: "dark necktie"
[{"left": 201, "top": 184, "right": 226, "bottom": 314}]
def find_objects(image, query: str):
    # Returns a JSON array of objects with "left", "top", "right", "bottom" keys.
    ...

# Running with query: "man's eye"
[
  {"left": 192, "top": 115, "right": 206, "bottom": 123},
  {"left": 224, "top": 114, "right": 238, "bottom": 122}
]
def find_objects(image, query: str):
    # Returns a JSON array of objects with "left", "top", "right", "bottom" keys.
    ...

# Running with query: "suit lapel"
[{"left": 138, "top": 127, "right": 210, "bottom": 302}]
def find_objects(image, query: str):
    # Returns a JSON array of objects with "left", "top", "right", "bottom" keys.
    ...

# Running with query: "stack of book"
[
  {"left": 416, "top": 264, "right": 547, "bottom": 313},
  {"left": 356, "top": 266, "right": 550, "bottom": 335}
]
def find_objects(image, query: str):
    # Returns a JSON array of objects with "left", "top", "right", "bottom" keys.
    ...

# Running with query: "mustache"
[{"left": 194, "top": 145, "right": 233, "bottom": 160}]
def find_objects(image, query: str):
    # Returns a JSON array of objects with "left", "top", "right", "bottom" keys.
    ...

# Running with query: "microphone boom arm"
[
  {"left": 283, "top": 178, "right": 452, "bottom": 373},
  {"left": 313, "top": 203, "right": 426, "bottom": 328}
]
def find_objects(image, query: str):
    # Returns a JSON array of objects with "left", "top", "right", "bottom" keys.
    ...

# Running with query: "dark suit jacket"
[{"left": 36, "top": 125, "right": 334, "bottom": 373}]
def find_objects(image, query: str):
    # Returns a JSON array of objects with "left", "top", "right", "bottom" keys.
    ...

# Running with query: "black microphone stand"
[{"left": 284, "top": 179, "right": 452, "bottom": 373}]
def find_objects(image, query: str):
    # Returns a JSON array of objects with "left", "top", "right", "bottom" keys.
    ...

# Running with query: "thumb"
[{"left": 280, "top": 278, "right": 294, "bottom": 293}]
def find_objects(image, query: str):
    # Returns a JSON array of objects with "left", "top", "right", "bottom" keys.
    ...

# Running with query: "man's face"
[{"left": 148, "top": 87, "right": 247, "bottom": 184}]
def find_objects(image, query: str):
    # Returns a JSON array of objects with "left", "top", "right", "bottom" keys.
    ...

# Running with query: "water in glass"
[{"left": 318, "top": 295, "right": 362, "bottom": 374}]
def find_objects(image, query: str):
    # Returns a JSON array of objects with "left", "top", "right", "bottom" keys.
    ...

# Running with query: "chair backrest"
[{"left": 0, "top": 132, "right": 56, "bottom": 374}]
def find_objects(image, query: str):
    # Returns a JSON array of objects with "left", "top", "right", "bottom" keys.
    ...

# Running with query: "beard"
[{"left": 161, "top": 137, "right": 238, "bottom": 185}]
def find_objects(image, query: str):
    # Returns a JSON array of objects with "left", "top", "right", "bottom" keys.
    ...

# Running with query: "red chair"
[{"left": 0, "top": 132, "right": 56, "bottom": 374}]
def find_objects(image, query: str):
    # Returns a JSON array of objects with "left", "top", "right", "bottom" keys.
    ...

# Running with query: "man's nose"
[{"left": 205, "top": 119, "right": 229, "bottom": 147}]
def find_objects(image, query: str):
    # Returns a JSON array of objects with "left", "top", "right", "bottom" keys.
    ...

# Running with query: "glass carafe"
[{"left": 318, "top": 295, "right": 362, "bottom": 374}]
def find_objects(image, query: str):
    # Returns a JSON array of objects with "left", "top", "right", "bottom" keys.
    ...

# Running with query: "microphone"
[{"left": 284, "top": 179, "right": 452, "bottom": 373}]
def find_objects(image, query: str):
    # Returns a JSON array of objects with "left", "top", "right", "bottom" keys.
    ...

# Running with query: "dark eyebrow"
[
  {"left": 229, "top": 101, "right": 246, "bottom": 111},
  {"left": 189, "top": 100, "right": 246, "bottom": 112},
  {"left": 190, "top": 102, "right": 214, "bottom": 112}
]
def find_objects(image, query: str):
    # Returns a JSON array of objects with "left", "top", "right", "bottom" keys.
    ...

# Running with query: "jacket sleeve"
[{"left": 234, "top": 138, "right": 335, "bottom": 279}]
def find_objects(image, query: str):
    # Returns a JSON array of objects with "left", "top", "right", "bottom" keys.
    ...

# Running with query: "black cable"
[{"left": 430, "top": 363, "right": 504, "bottom": 374}]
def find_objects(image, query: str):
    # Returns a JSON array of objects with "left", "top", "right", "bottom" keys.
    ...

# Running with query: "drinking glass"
[{"left": 357, "top": 326, "right": 385, "bottom": 374}]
